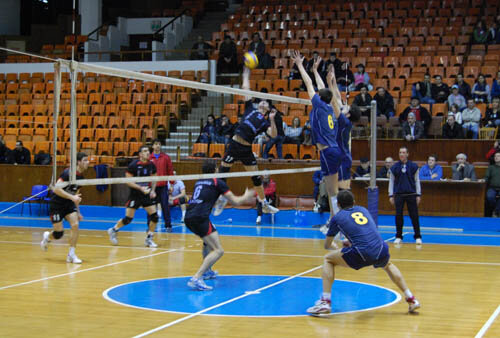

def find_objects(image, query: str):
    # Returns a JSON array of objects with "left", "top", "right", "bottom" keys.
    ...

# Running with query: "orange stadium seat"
[
  {"left": 79, "top": 129, "right": 94, "bottom": 141},
  {"left": 126, "top": 129, "right": 141, "bottom": 142},
  {"left": 95, "top": 129, "right": 110, "bottom": 141},
  {"left": 113, "top": 142, "right": 129, "bottom": 156},
  {"left": 110, "top": 129, "right": 125, "bottom": 142},
  {"left": 209, "top": 144, "right": 225, "bottom": 158},
  {"left": 123, "top": 117, "right": 138, "bottom": 129},
  {"left": 191, "top": 143, "right": 208, "bottom": 157},
  {"left": 135, "top": 104, "right": 150, "bottom": 116},
  {"left": 97, "top": 142, "right": 112, "bottom": 156}
]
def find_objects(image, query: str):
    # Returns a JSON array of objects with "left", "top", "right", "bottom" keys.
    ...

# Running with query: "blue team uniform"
[
  {"left": 309, "top": 94, "right": 341, "bottom": 176},
  {"left": 336, "top": 113, "right": 352, "bottom": 181},
  {"left": 327, "top": 206, "right": 390, "bottom": 270}
]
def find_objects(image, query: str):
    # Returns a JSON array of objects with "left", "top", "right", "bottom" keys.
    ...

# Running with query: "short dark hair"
[
  {"left": 400, "top": 145, "right": 409, "bottom": 152},
  {"left": 77, "top": 152, "right": 88, "bottom": 162},
  {"left": 360, "top": 157, "right": 369, "bottom": 163},
  {"left": 152, "top": 138, "right": 162, "bottom": 145},
  {"left": 139, "top": 145, "right": 149, "bottom": 153},
  {"left": 318, "top": 88, "right": 333, "bottom": 104},
  {"left": 429, "top": 154, "right": 438, "bottom": 161},
  {"left": 337, "top": 190, "right": 354, "bottom": 209},
  {"left": 202, "top": 159, "right": 217, "bottom": 174},
  {"left": 348, "top": 105, "right": 361, "bottom": 122}
]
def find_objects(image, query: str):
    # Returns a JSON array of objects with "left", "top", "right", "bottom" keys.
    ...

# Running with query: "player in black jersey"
[
  {"left": 40, "top": 152, "right": 89, "bottom": 264},
  {"left": 185, "top": 160, "right": 255, "bottom": 290},
  {"left": 214, "top": 66, "right": 279, "bottom": 216},
  {"left": 107, "top": 145, "right": 159, "bottom": 248}
]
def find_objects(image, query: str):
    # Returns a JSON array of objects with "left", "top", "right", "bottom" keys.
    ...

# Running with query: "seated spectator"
[
  {"left": 413, "top": 73, "right": 435, "bottom": 104},
  {"left": 12, "top": 140, "right": 30, "bottom": 165},
  {"left": 217, "top": 35, "right": 238, "bottom": 74},
  {"left": 284, "top": 117, "right": 303, "bottom": 144},
  {"left": 302, "top": 119, "right": 312, "bottom": 145},
  {"left": 486, "top": 140, "right": 500, "bottom": 164},
  {"left": 336, "top": 62, "right": 354, "bottom": 92},
  {"left": 448, "top": 85, "right": 467, "bottom": 111},
  {"left": 472, "top": 20, "right": 489, "bottom": 44},
  {"left": 353, "top": 157, "right": 371, "bottom": 178},
  {"left": 232, "top": 114, "right": 242, "bottom": 134},
  {"left": 215, "top": 115, "right": 233, "bottom": 145},
  {"left": 451, "top": 153, "right": 477, "bottom": 181},
  {"left": 490, "top": 71, "right": 500, "bottom": 100},
  {"left": 248, "top": 33, "right": 266, "bottom": 64},
  {"left": 419, "top": 155, "right": 443, "bottom": 181},
  {"left": 489, "top": 21, "right": 500, "bottom": 45},
  {"left": 399, "top": 97, "right": 432, "bottom": 136},
  {"left": 431, "top": 75, "right": 450, "bottom": 104},
  {"left": 402, "top": 112, "right": 424, "bottom": 141},
  {"left": 306, "top": 51, "right": 325, "bottom": 88},
  {"left": 484, "top": 98, "right": 500, "bottom": 127},
  {"left": 462, "top": 99, "right": 481, "bottom": 139},
  {"left": 255, "top": 175, "right": 277, "bottom": 224},
  {"left": 168, "top": 172, "right": 187, "bottom": 222},
  {"left": 190, "top": 36, "right": 212, "bottom": 60},
  {"left": 442, "top": 113, "right": 465, "bottom": 139},
  {"left": 349, "top": 64, "right": 372, "bottom": 91},
  {"left": 352, "top": 85, "right": 372, "bottom": 117},
  {"left": 197, "top": 114, "right": 217, "bottom": 143},
  {"left": 324, "top": 52, "right": 342, "bottom": 78},
  {"left": 485, "top": 152, "right": 500, "bottom": 217},
  {"left": 312, "top": 170, "right": 323, "bottom": 212},
  {"left": 448, "top": 103, "right": 463, "bottom": 124},
  {"left": 376, "top": 157, "right": 394, "bottom": 178},
  {"left": 472, "top": 74, "right": 490, "bottom": 103},
  {"left": 263, "top": 106, "right": 284, "bottom": 159},
  {"left": 455, "top": 74, "right": 472, "bottom": 100},
  {"left": 0, "top": 135, "right": 12, "bottom": 164},
  {"left": 373, "top": 87, "right": 394, "bottom": 118}
]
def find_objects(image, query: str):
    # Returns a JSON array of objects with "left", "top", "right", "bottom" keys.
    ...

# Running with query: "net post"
[
  {"left": 52, "top": 61, "right": 62, "bottom": 186},
  {"left": 69, "top": 60, "right": 79, "bottom": 182},
  {"left": 368, "top": 100, "right": 379, "bottom": 226}
]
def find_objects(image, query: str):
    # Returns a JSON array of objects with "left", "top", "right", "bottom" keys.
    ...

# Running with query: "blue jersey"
[
  {"left": 336, "top": 113, "right": 352, "bottom": 161},
  {"left": 309, "top": 94, "right": 339, "bottom": 148},
  {"left": 327, "top": 206, "right": 385, "bottom": 256},
  {"left": 234, "top": 100, "right": 270, "bottom": 144}
]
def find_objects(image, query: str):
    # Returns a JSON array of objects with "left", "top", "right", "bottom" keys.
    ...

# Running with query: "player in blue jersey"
[
  {"left": 213, "top": 66, "right": 279, "bottom": 216},
  {"left": 306, "top": 190, "right": 420, "bottom": 315},
  {"left": 185, "top": 160, "right": 255, "bottom": 290},
  {"left": 291, "top": 50, "right": 342, "bottom": 220}
]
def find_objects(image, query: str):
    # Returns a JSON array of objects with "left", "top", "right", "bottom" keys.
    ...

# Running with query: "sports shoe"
[
  {"left": 165, "top": 227, "right": 173, "bottom": 233},
  {"left": 319, "top": 224, "right": 329, "bottom": 235},
  {"left": 212, "top": 196, "right": 228, "bottom": 216},
  {"left": 202, "top": 269, "right": 218, "bottom": 280},
  {"left": 107, "top": 228, "right": 118, "bottom": 245},
  {"left": 394, "top": 238, "right": 402, "bottom": 244},
  {"left": 187, "top": 277, "right": 213, "bottom": 291},
  {"left": 262, "top": 200, "right": 279, "bottom": 214},
  {"left": 40, "top": 231, "right": 50, "bottom": 251},
  {"left": 307, "top": 299, "right": 331, "bottom": 315},
  {"left": 313, "top": 203, "right": 319, "bottom": 213},
  {"left": 66, "top": 253, "right": 82, "bottom": 264},
  {"left": 256, "top": 215, "right": 262, "bottom": 225},
  {"left": 145, "top": 237, "right": 158, "bottom": 248},
  {"left": 415, "top": 238, "right": 422, "bottom": 245},
  {"left": 406, "top": 296, "right": 420, "bottom": 313}
]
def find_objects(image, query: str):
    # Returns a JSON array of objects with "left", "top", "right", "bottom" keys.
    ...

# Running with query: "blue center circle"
[{"left": 103, "top": 275, "right": 400, "bottom": 317}]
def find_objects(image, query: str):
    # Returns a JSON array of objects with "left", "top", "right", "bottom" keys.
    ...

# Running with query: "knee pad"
[
  {"left": 149, "top": 212, "right": 159, "bottom": 223},
  {"left": 121, "top": 216, "right": 133, "bottom": 225},
  {"left": 252, "top": 175, "right": 262, "bottom": 186},
  {"left": 52, "top": 230, "right": 64, "bottom": 239}
]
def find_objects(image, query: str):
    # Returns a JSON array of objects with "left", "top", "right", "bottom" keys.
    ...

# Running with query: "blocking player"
[
  {"left": 107, "top": 145, "right": 159, "bottom": 248},
  {"left": 185, "top": 160, "right": 255, "bottom": 290},
  {"left": 307, "top": 190, "right": 420, "bottom": 315},
  {"left": 40, "top": 152, "right": 90, "bottom": 264}
]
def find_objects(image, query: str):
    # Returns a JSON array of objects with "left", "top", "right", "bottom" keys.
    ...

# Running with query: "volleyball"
[{"left": 244, "top": 51, "right": 259, "bottom": 69}]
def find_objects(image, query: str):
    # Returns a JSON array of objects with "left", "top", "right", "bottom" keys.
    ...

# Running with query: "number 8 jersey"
[{"left": 186, "top": 178, "right": 230, "bottom": 218}]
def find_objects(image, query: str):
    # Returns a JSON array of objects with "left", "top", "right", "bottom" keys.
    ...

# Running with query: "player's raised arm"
[
  {"left": 313, "top": 57, "right": 325, "bottom": 90},
  {"left": 266, "top": 108, "right": 278, "bottom": 138},
  {"left": 290, "top": 50, "right": 315, "bottom": 99},
  {"left": 242, "top": 66, "right": 252, "bottom": 102},
  {"left": 326, "top": 68, "right": 342, "bottom": 118}
]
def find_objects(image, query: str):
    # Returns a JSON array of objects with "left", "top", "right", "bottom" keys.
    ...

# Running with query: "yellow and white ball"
[{"left": 243, "top": 51, "right": 259, "bottom": 69}]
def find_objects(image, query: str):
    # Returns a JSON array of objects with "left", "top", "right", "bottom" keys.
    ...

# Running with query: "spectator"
[
  {"left": 263, "top": 106, "right": 284, "bottom": 159},
  {"left": 373, "top": 87, "right": 395, "bottom": 118},
  {"left": 217, "top": 35, "right": 238, "bottom": 74},
  {"left": 255, "top": 174, "right": 277, "bottom": 224},
  {"left": 399, "top": 97, "right": 432, "bottom": 136},
  {"left": 302, "top": 119, "right": 312, "bottom": 145},
  {"left": 490, "top": 71, "right": 500, "bottom": 100},
  {"left": 451, "top": 153, "right": 477, "bottom": 181},
  {"left": 486, "top": 140, "right": 500, "bottom": 164},
  {"left": 215, "top": 115, "right": 233, "bottom": 145},
  {"left": 488, "top": 21, "right": 500, "bottom": 44},
  {"left": 190, "top": 35, "right": 212, "bottom": 60},
  {"left": 448, "top": 103, "right": 463, "bottom": 124},
  {"left": 248, "top": 33, "right": 266, "bottom": 63},
  {"left": 284, "top": 117, "right": 302, "bottom": 144},
  {"left": 442, "top": 113, "right": 465, "bottom": 139},
  {"left": 472, "top": 20, "right": 489, "bottom": 44},
  {"left": 455, "top": 74, "right": 472, "bottom": 100},
  {"left": 306, "top": 51, "right": 325, "bottom": 87},
  {"left": 168, "top": 172, "right": 188, "bottom": 222},
  {"left": 198, "top": 114, "right": 217, "bottom": 143},
  {"left": 350, "top": 64, "right": 372, "bottom": 91},
  {"left": 377, "top": 157, "right": 394, "bottom": 179},
  {"left": 402, "top": 112, "right": 424, "bottom": 141},
  {"left": 448, "top": 85, "right": 467, "bottom": 111},
  {"left": 419, "top": 155, "right": 443, "bottom": 181},
  {"left": 336, "top": 62, "right": 354, "bottom": 92},
  {"left": 431, "top": 75, "right": 450, "bottom": 104},
  {"left": 484, "top": 152, "right": 500, "bottom": 217},
  {"left": 12, "top": 140, "right": 30, "bottom": 164},
  {"left": 352, "top": 85, "right": 372, "bottom": 117},
  {"left": 413, "top": 73, "right": 435, "bottom": 104},
  {"left": 484, "top": 98, "right": 500, "bottom": 127},
  {"left": 353, "top": 157, "right": 371, "bottom": 178},
  {"left": 324, "top": 52, "right": 342, "bottom": 78},
  {"left": 472, "top": 74, "right": 491, "bottom": 103},
  {"left": 312, "top": 170, "right": 323, "bottom": 212},
  {"left": 0, "top": 135, "right": 12, "bottom": 164},
  {"left": 462, "top": 99, "right": 481, "bottom": 139}
]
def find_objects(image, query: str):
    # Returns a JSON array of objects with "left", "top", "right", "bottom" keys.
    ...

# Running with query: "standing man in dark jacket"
[
  {"left": 217, "top": 35, "right": 238, "bottom": 74},
  {"left": 389, "top": 146, "right": 422, "bottom": 246},
  {"left": 12, "top": 140, "right": 31, "bottom": 164}
]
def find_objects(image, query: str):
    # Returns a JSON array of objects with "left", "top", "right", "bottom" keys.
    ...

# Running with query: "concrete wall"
[{"left": 0, "top": 0, "right": 20, "bottom": 35}]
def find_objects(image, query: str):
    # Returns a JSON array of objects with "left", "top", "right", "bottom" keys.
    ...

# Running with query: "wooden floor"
[{"left": 0, "top": 227, "right": 499, "bottom": 338}]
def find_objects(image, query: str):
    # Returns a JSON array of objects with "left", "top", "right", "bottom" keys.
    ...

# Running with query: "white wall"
[
  {"left": 0, "top": 0, "right": 20, "bottom": 35},
  {"left": 80, "top": 0, "right": 102, "bottom": 36}
]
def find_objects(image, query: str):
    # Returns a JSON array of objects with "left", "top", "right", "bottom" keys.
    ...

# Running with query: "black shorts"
[
  {"left": 49, "top": 202, "right": 77, "bottom": 223},
  {"left": 222, "top": 139, "right": 257, "bottom": 166},
  {"left": 184, "top": 216, "right": 217, "bottom": 238},
  {"left": 126, "top": 192, "right": 156, "bottom": 209}
]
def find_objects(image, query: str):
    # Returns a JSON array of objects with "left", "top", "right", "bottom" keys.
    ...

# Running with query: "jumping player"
[
  {"left": 307, "top": 190, "right": 420, "bottom": 315},
  {"left": 213, "top": 66, "right": 279, "bottom": 216},
  {"left": 40, "top": 152, "right": 90, "bottom": 264},
  {"left": 107, "top": 145, "right": 159, "bottom": 248},
  {"left": 185, "top": 160, "right": 255, "bottom": 290}
]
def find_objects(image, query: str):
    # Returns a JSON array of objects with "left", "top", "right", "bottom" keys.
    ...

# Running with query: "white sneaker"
[
  {"left": 145, "top": 237, "right": 158, "bottom": 248},
  {"left": 40, "top": 231, "right": 50, "bottom": 251},
  {"left": 313, "top": 203, "right": 319, "bottom": 213},
  {"left": 262, "top": 200, "right": 279, "bottom": 214},
  {"left": 256, "top": 216, "right": 262, "bottom": 225},
  {"left": 319, "top": 224, "right": 329, "bottom": 235},
  {"left": 66, "top": 253, "right": 82, "bottom": 264},
  {"left": 406, "top": 296, "right": 420, "bottom": 313},
  {"left": 307, "top": 299, "right": 332, "bottom": 315},
  {"left": 415, "top": 238, "right": 422, "bottom": 245},
  {"left": 107, "top": 228, "right": 118, "bottom": 245},
  {"left": 394, "top": 238, "right": 402, "bottom": 244},
  {"left": 212, "top": 196, "right": 228, "bottom": 216}
]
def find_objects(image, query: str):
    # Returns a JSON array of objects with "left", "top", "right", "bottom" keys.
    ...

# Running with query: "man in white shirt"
[
  {"left": 168, "top": 171, "right": 187, "bottom": 222},
  {"left": 402, "top": 113, "right": 424, "bottom": 141}
]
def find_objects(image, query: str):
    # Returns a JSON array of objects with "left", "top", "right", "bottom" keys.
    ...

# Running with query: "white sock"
[
  {"left": 182, "top": 210, "right": 186, "bottom": 219},
  {"left": 69, "top": 247, "right": 75, "bottom": 255},
  {"left": 322, "top": 292, "right": 331, "bottom": 301},
  {"left": 147, "top": 231, "right": 154, "bottom": 238},
  {"left": 404, "top": 289, "right": 413, "bottom": 299},
  {"left": 330, "top": 195, "right": 339, "bottom": 214}
]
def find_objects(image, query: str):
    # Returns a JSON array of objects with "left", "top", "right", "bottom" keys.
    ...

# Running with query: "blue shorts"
[
  {"left": 319, "top": 146, "right": 341, "bottom": 176},
  {"left": 341, "top": 242, "right": 390, "bottom": 270},
  {"left": 338, "top": 156, "right": 352, "bottom": 181}
]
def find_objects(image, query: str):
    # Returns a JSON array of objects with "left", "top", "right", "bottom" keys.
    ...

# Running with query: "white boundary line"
[{"left": 475, "top": 304, "right": 500, "bottom": 338}]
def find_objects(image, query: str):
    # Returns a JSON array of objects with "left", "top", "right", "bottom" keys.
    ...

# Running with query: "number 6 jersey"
[{"left": 186, "top": 178, "right": 230, "bottom": 218}]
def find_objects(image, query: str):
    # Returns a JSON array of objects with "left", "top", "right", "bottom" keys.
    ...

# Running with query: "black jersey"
[
  {"left": 234, "top": 100, "right": 270, "bottom": 143},
  {"left": 127, "top": 159, "right": 157, "bottom": 194},
  {"left": 51, "top": 169, "right": 84, "bottom": 206},
  {"left": 186, "top": 178, "right": 230, "bottom": 218}
]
